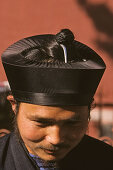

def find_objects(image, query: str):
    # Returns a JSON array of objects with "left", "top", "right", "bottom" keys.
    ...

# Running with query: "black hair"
[
  {"left": 20, "top": 29, "right": 84, "bottom": 65},
  {"left": 0, "top": 90, "right": 13, "bottom": 131}
]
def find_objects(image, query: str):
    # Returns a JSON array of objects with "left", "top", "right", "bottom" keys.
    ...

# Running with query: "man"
[{"left": 0, "top": 29, "right": 113, "bottom": 170}]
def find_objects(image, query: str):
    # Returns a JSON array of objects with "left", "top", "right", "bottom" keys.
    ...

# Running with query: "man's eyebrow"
[
  {"left": 28, "top": 114, "right": 84, "bottom": 123},
  {"left": 29, "top": 116, "right": 56, "bottom": 122},
  {"left": 67, "top": 115, "right": 88, "bottom": 122}
]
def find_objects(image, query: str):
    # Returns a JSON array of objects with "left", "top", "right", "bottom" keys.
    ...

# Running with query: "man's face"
[{"left": 16, "top": 103, "right": 89, "bottom": 161}]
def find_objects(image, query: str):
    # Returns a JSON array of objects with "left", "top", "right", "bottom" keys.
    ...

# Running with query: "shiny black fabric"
[
  {"left": 1, "top": 36, "right": 106, "bottom": 105},
  {"left": 2, "top": 62, "right": 104, "bottom": 106},
  {"left": 0, "top": 133, "right": 113, "bottom": 170}
]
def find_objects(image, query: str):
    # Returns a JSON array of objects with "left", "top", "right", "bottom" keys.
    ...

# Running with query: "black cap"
[{"left": 1, "top": 33, "right": 106, "bottom": 106}]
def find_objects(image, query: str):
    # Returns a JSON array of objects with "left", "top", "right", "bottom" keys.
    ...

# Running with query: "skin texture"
[{"left": 8, "top": 95, "right": 89, "bottom": 161}]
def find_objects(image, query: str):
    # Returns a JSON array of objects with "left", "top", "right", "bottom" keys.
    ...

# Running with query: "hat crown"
[{"left": 1, "top": 29, "right": 106, "bottom": 106}]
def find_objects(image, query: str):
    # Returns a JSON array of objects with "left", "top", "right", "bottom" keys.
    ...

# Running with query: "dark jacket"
[{"left": 0, "top": 133, "right": 113, "bottom": 170}]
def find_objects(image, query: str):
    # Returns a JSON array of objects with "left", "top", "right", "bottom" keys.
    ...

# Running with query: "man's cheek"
[{"left": 19, "top": 123, "right": 43, "bottom": 141}]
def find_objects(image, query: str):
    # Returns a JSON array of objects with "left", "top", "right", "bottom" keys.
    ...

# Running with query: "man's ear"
[{"left": 7, "top": 95, "right": 17, "bottom": 114}]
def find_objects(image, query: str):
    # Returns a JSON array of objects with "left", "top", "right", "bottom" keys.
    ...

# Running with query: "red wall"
[{"left": 0, "top": 0, "right": 113, "bottom": 104}]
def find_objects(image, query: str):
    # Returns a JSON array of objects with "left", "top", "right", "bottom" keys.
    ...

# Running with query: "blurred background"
[{"left": 0, "top": 0, "right": 113, "bottom": 145}]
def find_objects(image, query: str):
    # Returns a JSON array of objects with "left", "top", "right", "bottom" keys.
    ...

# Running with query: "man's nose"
[{"left": 46, "top": 125, "right": 64, "bottom": 145}]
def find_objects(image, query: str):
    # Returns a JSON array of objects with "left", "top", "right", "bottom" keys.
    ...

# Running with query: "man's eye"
[
  {"left": 66, "top": 121, "right": 81, "bottom": 126},
  {"left": 34, "top": 121, "right": 52, "bottom": 127},
  {"left": 37, "top": 123, "right": 49, "bottom": 127}
]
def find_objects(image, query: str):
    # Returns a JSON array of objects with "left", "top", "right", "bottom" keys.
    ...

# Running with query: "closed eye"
[
  {"left": 65, "top": 120, "right": 83, "bottom": 126},
  {"left": 33, "top": 120, "right": 54, "bottom": 127}
]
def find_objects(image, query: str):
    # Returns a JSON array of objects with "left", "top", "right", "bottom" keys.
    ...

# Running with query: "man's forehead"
[
  {"left": 20, "top": 103, "right": 88, "bottom": 112},
  {"left": 20, "top": 103, "right": 88, "bottom": 109},
  {"left": 19, "top": 103, "right": 89, "bottom": 120}
]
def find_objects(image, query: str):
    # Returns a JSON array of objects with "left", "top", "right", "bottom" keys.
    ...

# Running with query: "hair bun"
[{"left": 55, "top": 29, "right": 75, "bottom": 45}]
